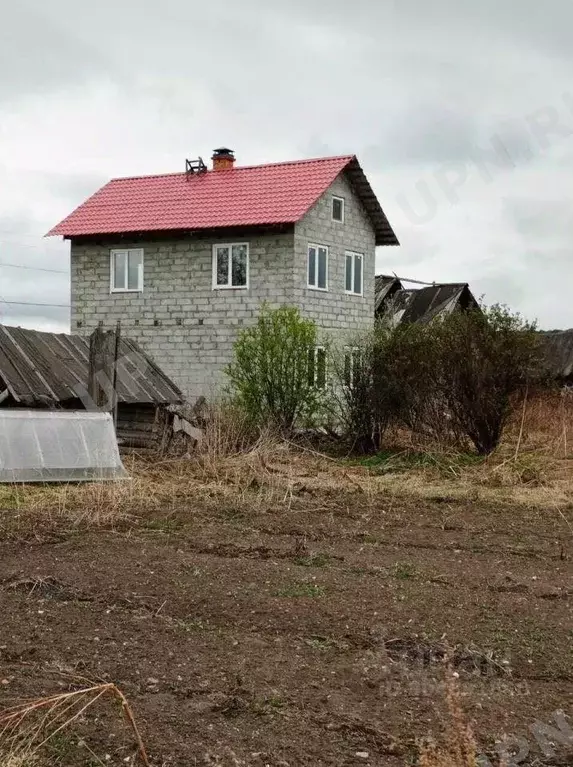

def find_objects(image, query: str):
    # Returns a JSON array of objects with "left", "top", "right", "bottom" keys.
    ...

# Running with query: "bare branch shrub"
[
  {"left": 330, "top": 324, "right": 447, "bottom": 453},
  {"left": 332, "top": 306, "right": 540, "bottom": 455},
  {"left": 435, "top": 305, "right": 541, "bottom": 454}
]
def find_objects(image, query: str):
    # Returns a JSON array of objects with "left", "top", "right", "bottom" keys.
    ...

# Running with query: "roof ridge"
[{"left": 109, "top": 154, "right": 354, "bottom": 183}]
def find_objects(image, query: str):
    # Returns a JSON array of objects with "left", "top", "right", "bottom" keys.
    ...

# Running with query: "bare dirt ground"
[{"left": 0, "top": 449, "right": 571, "bottom": 766}]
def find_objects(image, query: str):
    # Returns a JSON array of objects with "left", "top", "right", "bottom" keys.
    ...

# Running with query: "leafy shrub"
[
  {"left": 333, "top": 304, "right": 540, "bottom": 455},
  {"left": 435, "top": 305, "right": 540, "bottom": 454},
  {"left": 226, "top": 304, "right": 321, "bottom": 433}
]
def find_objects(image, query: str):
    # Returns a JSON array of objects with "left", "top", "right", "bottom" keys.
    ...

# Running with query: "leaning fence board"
[{"left": 0, "top": 410, "right": 128, "bottom": 483}]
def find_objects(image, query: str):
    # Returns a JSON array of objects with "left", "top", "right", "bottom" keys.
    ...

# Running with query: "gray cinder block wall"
[
  {"left": 70, "top": 173, "right": 376, "bottom": 400},
  {"left": 294, "top": 173, "right": 376, "bottom": 338}
]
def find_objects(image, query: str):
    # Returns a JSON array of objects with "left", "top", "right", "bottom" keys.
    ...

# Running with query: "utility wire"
[
  {"left": 0, "top": 262, "right": 68, "bottom": 274},
  {"left": 0, "top": 240, "right": 56, "bottom": 251},
  {"left": 0, "top": 300, "right": 69, "bottom": 308}
]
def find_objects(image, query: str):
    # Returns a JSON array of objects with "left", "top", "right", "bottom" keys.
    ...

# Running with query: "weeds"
[
  {"left": 417, "top": 672, "right": 479, "bottom": 767},
  {"left": 0, "top": 395, "right": 571, "bottom": 545},
  {"left": 0, "top": 683, "right": 149, "bottom": 766},
  {"left": 393, "top": 562, "right": 418, "bottom": 580},
  {"left": 293, "top": 552, "right": 331, "bottom": 567},
  {"left": 274, "top": 582, "right": 325, "bottom": 598}
]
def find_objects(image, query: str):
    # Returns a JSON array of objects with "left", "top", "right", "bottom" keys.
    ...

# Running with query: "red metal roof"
[
  {"left": 47, "top": 154, "right": 399, "bottom": 246},
  {"left": 48, "top": 155, "right": 354, "bottom": 236}
]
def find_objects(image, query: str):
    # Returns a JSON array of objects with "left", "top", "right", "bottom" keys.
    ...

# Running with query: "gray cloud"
[
  {"left": 0, "top": 2, "right": 111, "bottom": 106},
  {"left": 2, "top": 0, "right": 573, "bottom": 331}
]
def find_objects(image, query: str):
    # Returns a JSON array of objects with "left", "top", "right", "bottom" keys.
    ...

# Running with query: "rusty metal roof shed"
[
  {"left": 538, "top": 329, "right": 573, "bottom": 380},
  {"left": 0, "top": 325, "right": 183, "bottom": 408},
  {"left": 375, "top": 276, "right": 479, "bottom": 326}
]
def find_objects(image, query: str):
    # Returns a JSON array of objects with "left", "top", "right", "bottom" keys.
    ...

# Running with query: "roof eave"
[
  {"left": 62, "top": 221, "right": 296, "bottom": 243},
  {"left": 344, "top": 157, "right": 399, "bottom": 247}
]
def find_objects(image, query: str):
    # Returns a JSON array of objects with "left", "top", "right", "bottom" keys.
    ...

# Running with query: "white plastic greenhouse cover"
[{"left": 0, "top": 410, "right": 129, "bottom": 483}]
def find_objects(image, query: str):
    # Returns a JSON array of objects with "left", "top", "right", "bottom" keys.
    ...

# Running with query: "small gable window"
[
  {"left": 213, "top": 243, "right": 249, "bottom": 288},
  {"left": 332, "top": 196, "right": 344, "bottom": 223},
  {"left": 110, "top": 249, "right": 143, "bottom": 292}
]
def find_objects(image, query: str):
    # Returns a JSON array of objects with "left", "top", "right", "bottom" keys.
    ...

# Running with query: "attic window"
[{"left": 332, "top": 196, "right": 344, "bottom": 223}]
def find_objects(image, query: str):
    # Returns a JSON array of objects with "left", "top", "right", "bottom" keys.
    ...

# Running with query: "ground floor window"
[
  {"left": 344, "top": 348, "right": 361, "bottom": 388},
  {"left": 308, "top": 346, "right": 327, "bottom": 389}
]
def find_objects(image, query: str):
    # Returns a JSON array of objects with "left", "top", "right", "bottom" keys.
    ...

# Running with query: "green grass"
[
  {"left": 142, "top": 517, "right": 182, "bottom": 532},
  {"left": 352, "top": 449, "right": 485, "bottom": 475},
  {"left": 392, "top": 561, "right": 418, "bottom": 580},
  {"left": 293, "top": 552, "right": 331, "bottom": 568},
  {"left": 274, "top": 582, "right": 325, "bottom": 598},
  {"left": 170, "top": 616, "right": 215, "bottom": 633},
  {"left": 0, "top": 486, "right": 26, "bottom": 509},
  {"left": 304, "top": 635, "right": 347, "bottom": 651},
  {"left": 45, "top": 731, "right": 102, "bottom": 766}
]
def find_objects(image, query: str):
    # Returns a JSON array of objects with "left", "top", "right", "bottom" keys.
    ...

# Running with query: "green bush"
[
  {"left": 332, "top": 305, "right": 540, "bottom": 456},
  {"left": 226, "top": 304, "right": 322, "bottom": 433},
  {"left": 434, "top": 304, "right": 540, "bottom": 454},
  {"left": 330, "top": 324, "right": 443, "bottom": 452}
]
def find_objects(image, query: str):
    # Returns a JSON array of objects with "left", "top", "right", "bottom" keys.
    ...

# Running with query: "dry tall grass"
[
  {"left": 418, "top": 673, "right": 479, "bottom": 767},
  {"left": 0, "top": 683, "right": 149, "bottom": 766},
  {"left": 505, "top": 389, "right": 572, "bottom": 457},
  {"left": 0, "top": 392, "right": 570, "bottom": 541}
]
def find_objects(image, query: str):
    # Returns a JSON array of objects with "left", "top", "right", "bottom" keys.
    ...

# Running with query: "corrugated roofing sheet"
[
  {"left": 47, "top": 155, "right": 399, "bottom": 247},
  {"left": 375, "top": 276, "right": 478, "bottom": 325},
  {"left": 0, "top": 325, "right": 183, "bottom": 408},
  {"left": 374, "top": 275, "right": 402, "bottom": 313},
  {"left": 539, "top": 329, "right": 573, "bottom": 379}
]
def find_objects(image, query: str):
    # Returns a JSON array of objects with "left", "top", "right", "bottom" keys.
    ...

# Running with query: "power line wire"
[
  {"left": 0, "top": 262, "right": 68, "bottom": 274},
  {"left": 0, "top": 230, "right": 44, "bottom": 239},
  {"left": 0, "top": 240, "right": 56, "bottom": 251},
  {"left": 0, "top": 300, "right": 69, "bottom": 309}
]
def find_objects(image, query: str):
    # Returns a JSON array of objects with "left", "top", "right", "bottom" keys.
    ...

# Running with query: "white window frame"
[
  {"left": 332, "top": 196, "right": 345, "bottom": 223},
  {"left": 345, "top": 251, "right": 364, "bottom": 296},
  {"left": 212, "top": 243, "right": 249, "bottom": 290},
  {"left": 344, "top": 347, "right": 361, "bottom": 388},
  {"left": 308, "top": 346, "right": 328, "bottom": 390},
  {"left": 110, "top": 248, "right": 144, "bottom": 293},
  {"left": 307, "top": 243, "right": 329, "bottom": 291}
]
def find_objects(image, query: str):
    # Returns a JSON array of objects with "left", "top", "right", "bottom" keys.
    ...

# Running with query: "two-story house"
[{"left": 49, "top": 149, "right": 399, "bottom": 400}]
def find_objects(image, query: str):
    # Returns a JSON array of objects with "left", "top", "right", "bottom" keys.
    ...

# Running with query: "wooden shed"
[{"left": 0, "top": 325, "right": 184, "bottom": 448}]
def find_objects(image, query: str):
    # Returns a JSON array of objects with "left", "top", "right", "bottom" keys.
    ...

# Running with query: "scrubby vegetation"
[
  {"left": 226, "top": 303, "right": 323, "bottom": 433},
  {"left": 228, "top": 303, "right": 541, "bottom": 455},
  {"left": 0, "top": 305, "right": 569, "bottom": 767}
]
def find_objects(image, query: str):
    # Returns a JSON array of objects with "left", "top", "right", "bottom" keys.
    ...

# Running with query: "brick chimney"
[{"left": 212, "top": 147, "right": 235, "bottom": 171}]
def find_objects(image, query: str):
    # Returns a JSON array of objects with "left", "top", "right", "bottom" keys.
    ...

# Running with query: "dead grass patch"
[
  {"left": 0, "top": 683, "right": 149, "bottom": 766},
  {"left": 418, "top": 672, "right": 480, "bottom": 767},
  {"left": 0, "top": 395, "right": 571, "bottom": 543}
]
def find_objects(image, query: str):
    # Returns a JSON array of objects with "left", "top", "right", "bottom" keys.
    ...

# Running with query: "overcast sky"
[{"left": 1, "top": 0, "right": 572, "bottom": 331}]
